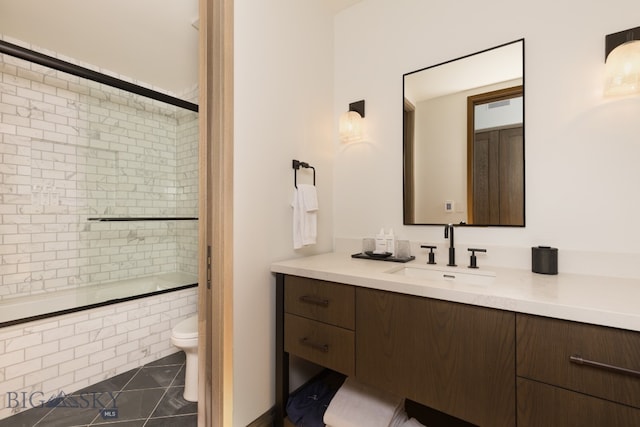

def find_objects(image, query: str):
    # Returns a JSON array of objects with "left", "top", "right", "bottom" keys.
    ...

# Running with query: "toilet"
[{"left": 171, "top": 315, "right": 199, "bottom": 402}]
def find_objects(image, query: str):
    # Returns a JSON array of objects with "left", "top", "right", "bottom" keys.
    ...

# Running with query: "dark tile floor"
[{"left": 0, "top": 352, "right": 197, "bottom": 427}]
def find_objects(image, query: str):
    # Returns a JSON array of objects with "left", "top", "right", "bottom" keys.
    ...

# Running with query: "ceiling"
[
  {"left": 0, "top": 0, "right": 361, "bottom": 94},
  {"left": 0, "top": 0, "right": 199, "bottom": 94},
  {"left": 404, "top": 41, "right": 524, "bottom": 103}
]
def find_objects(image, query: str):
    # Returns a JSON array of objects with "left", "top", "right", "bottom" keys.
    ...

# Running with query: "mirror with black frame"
[{"left": 403, "top": 39, "right": 525, "bottom": 226}]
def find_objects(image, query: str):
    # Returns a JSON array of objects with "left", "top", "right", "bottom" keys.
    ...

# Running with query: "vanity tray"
[{"left": 351, "top": 252, "right": 415, "bottom": 263}]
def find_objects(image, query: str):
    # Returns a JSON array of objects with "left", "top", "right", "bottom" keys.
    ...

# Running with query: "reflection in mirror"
[{"left": 403, "top": 39, "right": 524, "bottom": 226}]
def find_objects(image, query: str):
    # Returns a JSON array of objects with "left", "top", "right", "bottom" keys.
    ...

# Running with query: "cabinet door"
[
  {"left": 284, "top": 313, "right": 355, "bottom": 376},
  {"left": 356, "top": 288, "right": 515, "bottom": 427},
  {"left": 284, "top": 275, "right": 354, "bottom": 329},
  {"left": 518, "top": 378, "right": 640, "bottom": 426},
  {"left": 517, "top": 313, "right": 640, "bottom": 408}
]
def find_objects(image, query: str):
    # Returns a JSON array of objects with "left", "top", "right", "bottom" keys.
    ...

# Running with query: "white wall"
[
  {"left": 233, "top": 1, "right": 335, "bottom": 425},
  {"left": 334, "top": 0, "right": 640, "bottom": 276},
  {"left": 414, "top": 93, "right": 467, "bottom": 224}
]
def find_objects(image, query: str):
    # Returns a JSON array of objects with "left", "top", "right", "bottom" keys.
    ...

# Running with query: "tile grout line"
[
  {"left": 0, "top": 355, "right": 189, "bottom": 427},
  {"left": 87, "top": 365, "right": 144, "bottom": 426},
  {"left": 88, "top": 359, "right": 187, "bottom": 426},
  {"left": 31, "top": 372, "right": 135, "bottom": 427},
  {"left": 141, "top": 361, "right": 186, "bottom": 427},
  {"left": 31, "top": 405, "right": 61, "bottom": 427}
]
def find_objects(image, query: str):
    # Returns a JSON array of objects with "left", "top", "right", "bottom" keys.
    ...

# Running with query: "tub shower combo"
[{"left": 0, "top": 36, "right": 198, "bottom": 419}]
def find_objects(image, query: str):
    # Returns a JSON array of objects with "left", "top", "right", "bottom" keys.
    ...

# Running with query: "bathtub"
[
  {"left": 0, "top": 272, "right": 198, "bottom": 327},
  {"left": 0, "top": 278, "right": 198, "bottom": 421}
]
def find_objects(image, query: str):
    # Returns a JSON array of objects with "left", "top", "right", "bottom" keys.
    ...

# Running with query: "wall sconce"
[
  {"left": 339, "top": 100, "right": 365, "bottom": 142},
  {"left": 604, "top": 26, "right": 640, "bottom": 97}
]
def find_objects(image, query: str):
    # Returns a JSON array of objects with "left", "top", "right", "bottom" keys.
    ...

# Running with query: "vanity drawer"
[
  {"left": 518, "top": 378, "right": 640, "bottom": 426},
  {"left": 284, "top": 313, "right": 354, "bottom": 376},
  {"left": 517, "top": 313, "right": 640, "bottom": 408},
  {"left": 284, "top": 276, "right": 354, "bottom": 329}
]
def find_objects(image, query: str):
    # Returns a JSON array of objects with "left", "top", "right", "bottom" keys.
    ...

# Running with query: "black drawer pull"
[
  {"left": 299, "top": 337, "right": 329, "bottom": 353},
  {"left": 299, "top": 295, "right": 329, "bottom": 307},
  {"left": 570, "top": 355, "right": 640, "bottom": 378}
]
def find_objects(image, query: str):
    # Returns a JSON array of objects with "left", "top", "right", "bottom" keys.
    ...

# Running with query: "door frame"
[
  {"left": 403, "top": 98, "right": 416, "bottom": 224},
  {"left": 198, "top": 0, "right": 234, "bottom": 425}
]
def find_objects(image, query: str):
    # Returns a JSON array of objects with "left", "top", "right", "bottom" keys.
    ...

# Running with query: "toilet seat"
[
  {"left": 172, "top": 315, "right": 198, "bottom": 340},
  {"left": 170, "top": 314, "right": 199, "bottom": 402}
]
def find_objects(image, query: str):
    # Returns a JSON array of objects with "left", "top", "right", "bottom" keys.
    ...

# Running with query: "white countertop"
[{"left": 271, "top": 252, "right": 640, "bottom": 332}]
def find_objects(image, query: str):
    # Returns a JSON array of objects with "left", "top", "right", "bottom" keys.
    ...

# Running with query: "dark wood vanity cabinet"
[
  {"left": 283, "top": 275, "right": 355, "bottom": 376},
  {"left": 275, "top": 274, "right": 515, "bottom": 426},
  {"left": 275, "top": 274, "right": 356, "bottom": 424},
  {"left": 275, "top": 273, "right": 640, "bottom": 427},
  {"left": 517, "top": 378, "right": 640, "bottom": 426},
  {"left": 516, "top": 313, "right": 640, "bottom": 426},
  {"left": 356, "top": 287, "right": 516, "bottom": 427}
]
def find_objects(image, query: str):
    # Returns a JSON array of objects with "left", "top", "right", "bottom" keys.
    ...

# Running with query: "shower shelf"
[{"left": 87, "top": 217, "right": 198, "bottom": 222}]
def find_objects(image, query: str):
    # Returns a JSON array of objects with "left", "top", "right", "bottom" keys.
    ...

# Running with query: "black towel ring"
[{"left": 292, "top": 159, "right": 316, "bottom": 188}]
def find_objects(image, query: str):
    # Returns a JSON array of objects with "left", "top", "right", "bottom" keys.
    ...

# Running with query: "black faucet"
[{"left": 444, "top": 224, "right": 456, "bottom": 266}]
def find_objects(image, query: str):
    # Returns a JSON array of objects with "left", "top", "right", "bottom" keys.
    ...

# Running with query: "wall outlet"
[{"left": 445, "top": 200, "right": 454, "bottom": 212}]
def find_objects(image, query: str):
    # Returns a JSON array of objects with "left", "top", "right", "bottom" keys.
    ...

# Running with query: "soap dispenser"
[
  {"left": 385, "top": 229, "right": 396, "bottom": 256},
  {"left": 374, "top": 228, "right": 387, "bottom": 254}
]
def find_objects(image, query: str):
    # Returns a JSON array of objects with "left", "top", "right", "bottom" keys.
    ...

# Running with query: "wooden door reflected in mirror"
[{"left": 467, "top": 86, "right": 524, "bottom": 226}]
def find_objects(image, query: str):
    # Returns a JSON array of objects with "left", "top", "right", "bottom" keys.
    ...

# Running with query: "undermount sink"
[{"left": 385, "top": 264, "right": 496, "bottom": 286}]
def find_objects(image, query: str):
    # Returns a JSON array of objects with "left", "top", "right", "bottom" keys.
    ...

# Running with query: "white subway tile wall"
[
  {"left": 0, "top": 36, "right": 199, "bottom": 302},
  {"left": 0, "top": 37, "right": 199, "bottom": 421},
  {"left": 175, "top": 95, "right": 199, "bottom": 275},
  {"left": 0, "top": 287, "right": 197, "bottom": 420}
]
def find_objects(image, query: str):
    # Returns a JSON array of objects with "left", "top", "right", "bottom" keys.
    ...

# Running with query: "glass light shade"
[
  {"left": 604, "top": 40, "right": 640, "bottom": 97},
  {"left": 339, "top": 110, "right": 364, "bottom": 142}
]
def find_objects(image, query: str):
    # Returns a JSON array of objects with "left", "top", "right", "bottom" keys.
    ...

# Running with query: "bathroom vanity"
[{"left": 272, "top": 252, "right": 640, "bottom": 426}]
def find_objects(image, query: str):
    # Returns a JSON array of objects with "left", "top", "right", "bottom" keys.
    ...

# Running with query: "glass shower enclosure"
[{"left": 0, "top": 38, "right": 199, "bottom": 325}]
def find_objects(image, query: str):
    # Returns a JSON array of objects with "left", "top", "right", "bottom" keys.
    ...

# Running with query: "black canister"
[{"left": 532, "top": 246, "right": 558, "bottom": 275}]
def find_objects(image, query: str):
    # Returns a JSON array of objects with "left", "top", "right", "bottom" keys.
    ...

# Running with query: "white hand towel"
[
  {"left": 389, "top": 410, "right": 409, "bottom": 427},
  {"left": 389, "top": 408, "right": 427, "bottom": 427},
  {"left": 301, "top": 184, "right": 318, "bottom": 212},
  {"left": 402, "top": 418, "right": 426, "bottom": 427},
  {"left": 291, "top": 184, "right": 318, "bottom": 249},
  {"left": 323, "top": 377, "right": 404, "bottom": 427}
]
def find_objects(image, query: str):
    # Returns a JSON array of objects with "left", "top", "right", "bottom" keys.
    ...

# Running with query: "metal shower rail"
[{"left": 0, "top": 39, "right": 198, "bottom": 112}]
